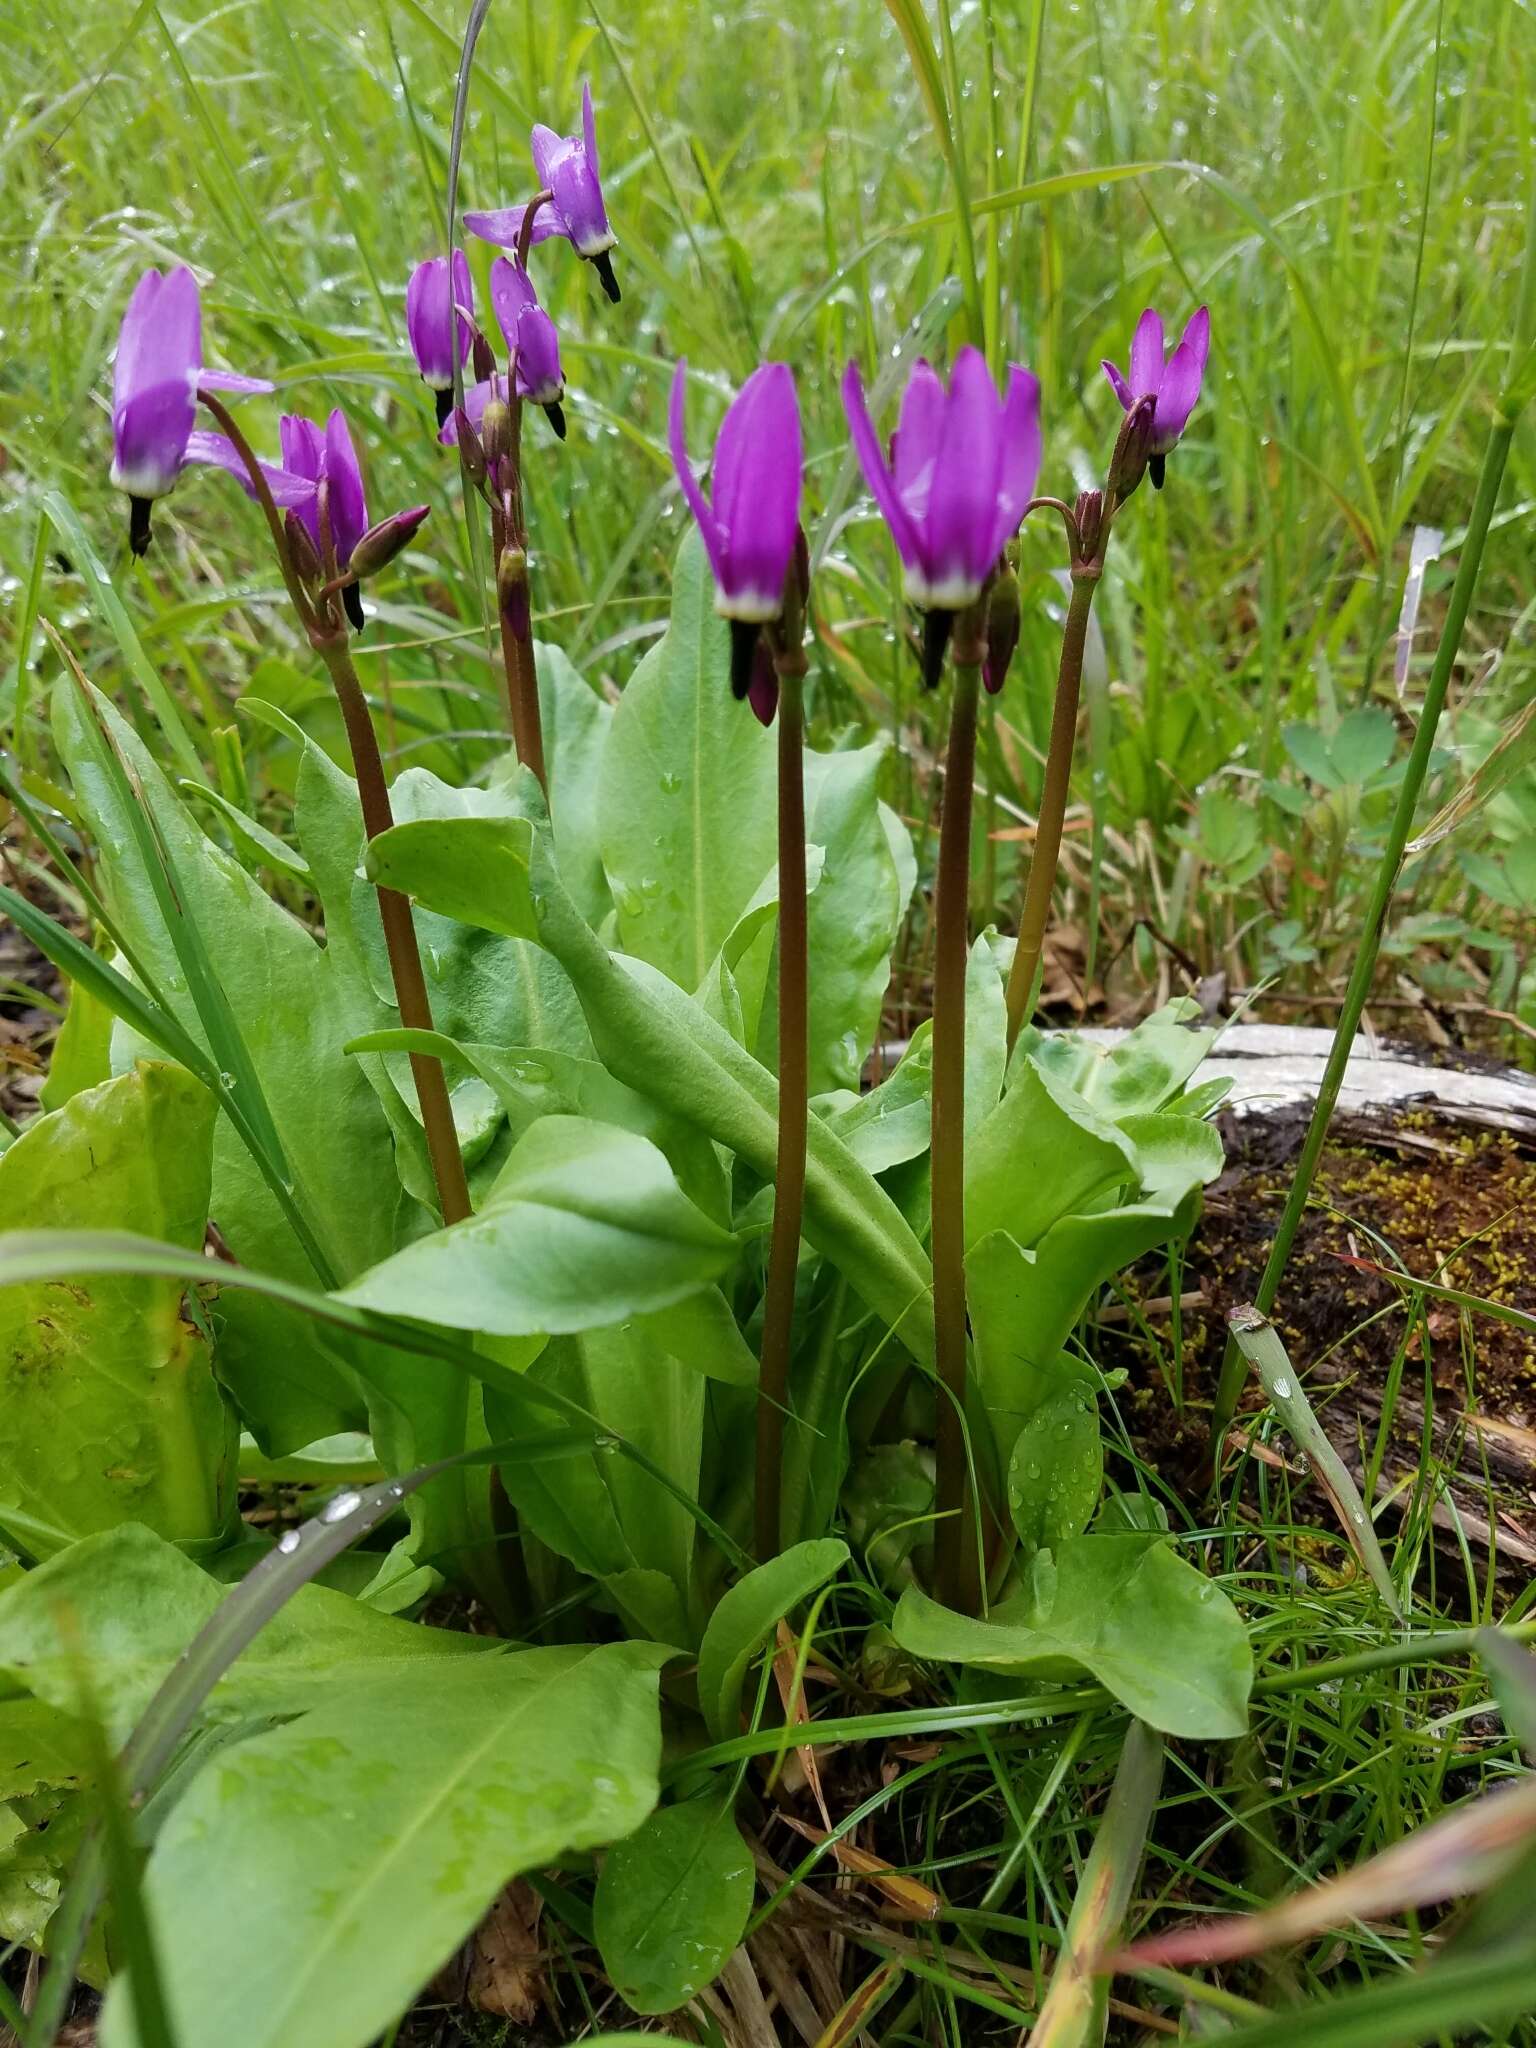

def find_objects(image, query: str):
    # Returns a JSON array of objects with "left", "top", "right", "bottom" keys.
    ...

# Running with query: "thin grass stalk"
[
  {"left": 1206, "top": 173, "right": 1536, "bottom": 1466},
  {"left": 932, "top": 620, "right": 985, "bottom": 1613},
  {"left": 1227, "top": 1305, "right": 1404, "bottom": 1621},
  {"left": 1026, "top": 1719, "right": 1163, "bottom": 2048},
  {"left": 755, "top": 663, "right": 808, "bottom": 1562}
]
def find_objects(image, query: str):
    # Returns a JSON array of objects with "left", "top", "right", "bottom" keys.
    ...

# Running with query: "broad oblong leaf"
[
  {"left": 893, "top": 1533, "right": 1251, "bottom": 1739},
  {"left": 368, "top": 803, "right": 936, "bottom": 1361},
  {"left": 964, "top": 1061, "right": 1136, "bottom": 1255},
  {"left": 0, "top": 1064, "right": 235, "bottom": 1560},
  {"left": 338, "top": 1115, "right": 737, "bottom": 1335},
  {"left": 593, "top": 1794, "right": 755, "bottom": 2013},
  {"left": 598, "top": 529, "right": 777, "bottom": 990},
  {"left": 696, "top": 1538, "right": 849, "bottom": 1741},
  {"left": 101, "top": 1643, "right": 672, "bottom": 2048}
]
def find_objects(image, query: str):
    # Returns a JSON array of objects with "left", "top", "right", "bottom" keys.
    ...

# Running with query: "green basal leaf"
[
  {"left": 893, "top": 1533, "right": 1252, "bottom": 1739},
  {"left": 368, "top": 803, "right": 937, "bottom": 1362},
  {"left": 593, "top": 1792, "right": 755, "bottom": 2014},
  {"left": 100, "top": 1643, "right": 672, "bottom": 2048},
  {"left": 0, "top": 1524, "right": 490, "bottom": 1745},
  {"left": 338, "top": 1115, "right": 737, "bottom": 1336},
  {"left": 964, "top": 1060, "right": 1136, "bottom": 1254},
  {"left": 0, "top": 1064, "right": 236, "bottom": 1560},
  {"left": 766, "top": 740, "right": 907, "bottom": 1094},
  {"left": 696, "top": 1538, "right": 849, "bottom": 1742},
  {"left": 1006, "top": 1378, "right": 1102, "bottom": 1557},
  {"left": 52, "top": 680, "right": 418, "bottom": 1454},
  {"left": 489, "top": 1323, "right": 705, "bottom": 1646},
  {"left": 597, "top": 529, "right": 777, "bottom": 991},
  {"left": 356, "top": 810, "right": 542, "bottom": 941}
]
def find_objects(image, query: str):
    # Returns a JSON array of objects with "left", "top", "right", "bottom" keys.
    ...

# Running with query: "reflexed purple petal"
[
  {"left": 114, "top": 266, "right": 201, "bottom": 418},
  {"left": 581, "top": 82, "right": 600, "bottom": 178},
  {"left": 511, "top": 305, "right": 563, "bottom": 405},
  {"left": 548, "top": 144, "right": 612, "bottom": 256},
  {"left": 113, "top": 270, "right": 165, "bottom": 409},
  {"left": 1180, "top": 304, "right": 1211, "bottom": 374},
  {"left": 710, "top": 362, "right": 801, "bottom": 616},
  {"left": 1151, "top": 337, "right": 1203, "bottom": 450},
  {"left": 183, "top": 431, "right": 318, "bottom": 508},
  {"left": 198, "top": 370, "right": 273, "bottom": 395},
  {"left": 161, "top": 266, "right": 203, "bottom": 381},
  {"left": 667, "top": 360, "right": 728, "bottom": 588},
  {"left": 1129, "top": 307, "right": 1164, "bottom": 397},
  {"left": 110, "top": 379, "right": 197, "bottom": 499},
  {"left": 923, "top": 346, "right": 1002, "bottom": 602},
  {"left": 842, "top": 361, "right": 920, "bottom": 574},
  {"left": 992, "top": 366, "right": 1042, "bottom": 554},
  {"left": 489, "top": 256, "right": 538, "bottom": 354},
  {"left": 407, "top": 258, "right": 454, "bottom": 385},
  {"left": 279, "top": 414, "right": 325, "bottom": 482},
  {"left": 1102, "top": 359, "right": 1133, "bottom": 410},
  {"left": 530, "top": 123, "right": 562, "bottom": 191},
  {"left": 451, "top": 250, "right": 475, "bottom": 362},
  {"left": 464, "top": 205, "right": 566, "bottom": 250},
  {"left": 892, "top": 359, "right": 945, "bottom": 517},
  {"left": 323, "top": 409, "right": 368, "bottom": 567}
]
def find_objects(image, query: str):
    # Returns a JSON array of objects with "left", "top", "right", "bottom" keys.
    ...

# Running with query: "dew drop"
[
  {"left": 320, "top": 1488, "right": 364, "bottom": 1523},
  {"left": 1272, "top": 1376, "right": 1291, "bottom": 1398},
  {"left": 277, "top": 1529, "right": 302, "bottom": 1555}
]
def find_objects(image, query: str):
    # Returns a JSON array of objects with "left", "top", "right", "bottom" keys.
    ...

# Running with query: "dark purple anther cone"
[
  {"left": 746, "top": 636, "right": 779, "bottom": 727},
  {"left": 729, "top": 619, "right": 762, "bottom": 701}
]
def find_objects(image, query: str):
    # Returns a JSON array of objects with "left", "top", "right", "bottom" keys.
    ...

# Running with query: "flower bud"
[
  {"left": 746, "top": 635, "right": 779, "bottom": 727},
  {"left": 1107, "top": 391, "right": 1157, "bottom": 502},
  {"left": 471, "top": 326, "right": 497, "bottom": 385},
  {"left": 285, "top": 508, "right": 323, "bottom": 585},
  {"left": 453, "top": 409, "right": 488, "bottom": 488},
  {"left": 983, "top": 558, "right": 1020, "bottom": 696},
  {"left": 1074, "top": 489, "right": 1105, "bottom": 565},
  {"left": 349, "top": 505, "right": 430, "bottom": 581},
  {"left": 480, "top": 398, "right": 514, "bottom": 469}
]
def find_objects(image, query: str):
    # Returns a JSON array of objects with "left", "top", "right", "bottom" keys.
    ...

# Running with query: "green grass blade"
[{"left": 40, "top": 491, "right": 203, "bottom": 779}]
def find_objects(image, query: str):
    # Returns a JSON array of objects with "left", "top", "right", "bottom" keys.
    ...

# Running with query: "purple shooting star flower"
[
  {"left": 490, "top": 258, "right": 567, "bottom": 438},
  {"left": 1102, "top": 305, "right": 1210, "bottom": 488},
  {"left": 842, "top": 346, "right": 1041, "bottom": 684},
  {"left": 465, "top": 82, "right": 620, "bottom": 305},
  {"left": 406, "top": 251, "right": 475, "bottom": 428},
  {"left": 669, "top": 358, "right": 803, "bottom": 701},
  {"left": 110, "top": 264, "right": 272, "bottom": 555},
  {"left": 281, "top": 410, "right": 371, "bottom": 631}
]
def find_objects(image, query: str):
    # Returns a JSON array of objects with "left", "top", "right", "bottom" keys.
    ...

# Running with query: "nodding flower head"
[
  {"left": 669, "top": 361, "right": 802, "bottom": 624},
  {"left": 490, "top": 259, "right": 566, "bottom": 437},
  {"left": 465, "top": 83, "right": 620, "bottom": 304},
  {"left": 842, "top": 347, "right": 1042, "bottom": 627},
  {"left": 110, "top": 265, "right": 272, "bottom": 554},
  {"left": 280, "top": 410, "right": 369, "bottom": 629},
  {"left": 670, "top": 360, "right": 803, "bottom": 703},
  {"left": 406, "top": 252, "right": 474, "bottom": 426},
  {"left": 1102, "top": 306, "right": 1209, "bottom": 486}
]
